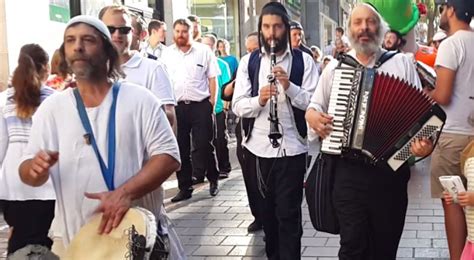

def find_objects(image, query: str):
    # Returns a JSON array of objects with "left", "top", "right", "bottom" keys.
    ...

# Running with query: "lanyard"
[{"left": 73, "top": 83, "right": 120, "bottom": 191}]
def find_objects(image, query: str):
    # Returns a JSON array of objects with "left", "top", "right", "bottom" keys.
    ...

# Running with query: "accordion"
[{"left": 321, "top": 59, "right": 446, "bottom": 171}]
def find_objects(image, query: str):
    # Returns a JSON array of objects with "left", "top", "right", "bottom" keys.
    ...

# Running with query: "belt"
[{"left": 177, "top": 98, "right": 210, "bottom": 105}]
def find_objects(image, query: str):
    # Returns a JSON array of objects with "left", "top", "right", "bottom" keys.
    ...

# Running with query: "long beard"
[
  {"left": 349, "top": 30, "right": 381, "bottom": 55},
  {"left": 262, "top": 33, "right": 288, "bottom": 54}
]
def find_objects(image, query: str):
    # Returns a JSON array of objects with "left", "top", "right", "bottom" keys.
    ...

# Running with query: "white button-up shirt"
[
  {"left": 122, "top": 52, "right": 176, "bottom": 105},
  {"left": 161, "top": 42, "right": 218, "bottom": 102},
  {"left": 232, "top": 48, "right": 319, "bottom": 158},
  {"left": 141, "top": 41, "right": 167, "bottom": 59}
]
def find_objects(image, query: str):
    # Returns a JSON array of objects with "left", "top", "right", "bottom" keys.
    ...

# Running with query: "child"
[{"left": 444, "top": 143, "right": 474, "bottom": 259}]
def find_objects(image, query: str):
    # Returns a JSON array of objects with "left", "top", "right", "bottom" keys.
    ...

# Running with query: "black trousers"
[
  {"left": 235, "top": 119, "right": 244, "bottom": 168},
  {"left": 333, "top": 158, "right": 411, "bottom": 260},
  {"left": 242, "top": 148, "right": 264, "bottom": 224},
  {"left": 176, "top": 100, "right": 219, "bottom": 190},
  {"left": 213, "top": 111, "right": 231, "bottom": 174},
  {"left": 248, "top": 151, "right": 306, "bottom": 260},
  {"left": 2, "top": 200, "right": 55, "bottom": 254}
]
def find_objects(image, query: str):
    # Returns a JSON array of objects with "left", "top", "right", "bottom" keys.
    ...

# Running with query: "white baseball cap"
[{"left": 65, "top": 15, "right": 112, "bottom": 41}]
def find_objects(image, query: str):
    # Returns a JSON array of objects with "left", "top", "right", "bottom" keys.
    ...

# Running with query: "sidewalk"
[
  {"left": 167, "top": 158, "right": 449, "bottom": 259},
  {"left": 0, "top": 159, "right": 449, "bottom": 259}
]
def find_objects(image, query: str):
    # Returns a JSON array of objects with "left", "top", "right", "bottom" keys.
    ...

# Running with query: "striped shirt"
[{"left": 465, "top": 157, "right": 474, "bottom": 242}]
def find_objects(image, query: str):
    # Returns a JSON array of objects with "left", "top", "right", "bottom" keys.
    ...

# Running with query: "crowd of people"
[{"left": 0, "top": 0, "right": 473, "bottom": 259}]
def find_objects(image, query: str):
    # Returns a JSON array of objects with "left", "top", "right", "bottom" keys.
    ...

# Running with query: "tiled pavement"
[{"left": 0, "top": 158, "right": 450, "bottom": 259}]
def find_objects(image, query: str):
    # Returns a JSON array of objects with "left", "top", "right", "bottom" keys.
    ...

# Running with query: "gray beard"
[{"left": 349, "top": 36, "right": 380, "bottom": 56}]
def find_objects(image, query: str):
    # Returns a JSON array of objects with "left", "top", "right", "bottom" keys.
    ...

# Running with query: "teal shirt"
[
  {"left": 215, "top": 58, "right": 231, "bottom": 114},
  {"left": 222, "top": 55, "right": 239, "bottom": 77}
]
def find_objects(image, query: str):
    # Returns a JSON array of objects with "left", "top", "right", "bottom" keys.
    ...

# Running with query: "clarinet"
[{"left": 267, "top": 40, "right": 282, "bottom": 148}]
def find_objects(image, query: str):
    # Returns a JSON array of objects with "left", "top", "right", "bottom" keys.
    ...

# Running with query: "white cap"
[
  {"left": 433, "top": 31, "right": 447, "bottom": 42},
  {"left": 65, "top": 15, "right": 112, "bottom": 41}
]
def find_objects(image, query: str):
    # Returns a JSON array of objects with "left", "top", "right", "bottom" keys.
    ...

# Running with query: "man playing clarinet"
[{"left": 232, "top": 2, "right": 318, "bottom": 259}]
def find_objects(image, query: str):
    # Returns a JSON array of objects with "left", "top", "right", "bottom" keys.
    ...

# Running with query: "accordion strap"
[{"left": 337, "top": 50, "right": 399, "bottom": 69}]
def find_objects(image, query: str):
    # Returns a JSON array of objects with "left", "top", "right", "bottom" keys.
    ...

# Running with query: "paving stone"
[
  {"left": 174, "top": 206, "right": 230, "bottom": 214},
  {"left": 210, "top": 220, "right": 243, "bottom": 228},
  {"left": 180, "top": 236, "right": 227, "bottom": 246},
  {"left": 433, "top": 239, "right": 448, "bottom": 248},
  {"left": 403, "top": 223, "right": 433, "bottom": 231},
  {"left": 399, "top": 238, "right": 431, "bottom": 248},
  {"left": 325, "top": 238, "right": 339, "bottom": 247},
  {"left": 401, "top": 230, "right": 417, "bottom": 238},
  {"left": 314, "top": 232, "right": 339, "bottom": 238},
  {"left": 228, "top": 246, "right": 265, "bottom": 256},
  {"left": 414, "top": 248, "right": 450, "bottom": 258},
  {"left": 168, "top": 213, "right": 206, "bottom": 220},
  {"left": 301, "top": 237, "right": 327, "bottom": 246},
  {"left": 406, "top": 209, "right": 434, "bottom": 216},
  {"left": 433, "top": 223, "right": 445, "bottom": 231},
  {"left": 232, "top": 214, "right": 254, "bottom": 220},
  {"left": 174, "top": 219, "right": 214, "bottom": 228},
  {"left": 220, "top": 201, "right": 249, "bottom": 207},
  {"left": 192, "top": 246, "right": 234, "bottom": 256},
  {"left": 417, "top": 230, "right": 447, "bottom": 239},
  {"left": 215, "top": 228, "right": 249, "bottom": 236},
  {"left": 226, "top": 207, "right": 251, "bottom": 214},
  {"left": 209, "top": 196, "right": 245, "bottom": 201},
  {"left": 184, "top": 245, "right": 200, "bottom": 255},
  {"left": 302, "top": 247, "right": 339, "bottom": 257},
  {"left": 221, "top": 236, "right": 264, "bottom": 246},
  {"left": 396, "top": 248, "right": 413, "bottom": 258},
  {"left": 302, "top": 228, "right": 317, "bottom": 237},
  {"left": 177, "top": 227, "right": 221, "bottom": 236},
  {"left": 204, "top": 214, "right": 237, "bottom": 220},
  {"left": 418, "top": 216, "right": 445, "bottom": 223},
  {"left": 405, "top": 216, "right": 418, "bottom": 222}
]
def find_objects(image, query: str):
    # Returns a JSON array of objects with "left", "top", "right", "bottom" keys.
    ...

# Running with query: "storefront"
[{"left": 187, "top": 0, "right": 241, "bottom": 57}]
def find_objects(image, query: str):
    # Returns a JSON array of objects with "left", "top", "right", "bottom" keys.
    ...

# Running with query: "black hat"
[
  {"left": 290, "top": 20, "right": 303, "bottom": 30},
  {"left": 261, "top": 2, "right": 289, "bottom": 20},
  {"left": 435, "top": 0, "right": 474, "bottom": 19}
]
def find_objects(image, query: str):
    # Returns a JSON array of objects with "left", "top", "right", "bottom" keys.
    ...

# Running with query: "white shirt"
[
  {"left": 0, "top": 87, "right": 56, "bottom": 200},
  {"left": 122, "top": 52, "right": 176, "bottom": 105},
  {"left": 22, "top": 82, "right": 180, "bottom": 244},
  {"left": 141, "top": 41, "right": 167, "bottom": 59},
  {"left": 161, "top": 42, "right": 218, "bottom": 102},
  {"left": 309, "top": 48, "right": 422, "bottom": 114},
  {"left": 435, "top": 30, "right": 474, "bottom": 136},
  {"left": 232, "top": 48, "right": 319, "bottom": 158}
]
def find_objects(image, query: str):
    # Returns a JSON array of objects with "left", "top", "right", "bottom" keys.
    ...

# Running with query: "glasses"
[
  {"left": 438, "top": 4, "right": 449, "bottom": 14},
  {"left": 107, "top": 26, "right": 132, "bottom": 35}
]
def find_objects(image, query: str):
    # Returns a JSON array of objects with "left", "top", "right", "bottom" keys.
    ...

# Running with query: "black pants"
[
  {"left": 176, "top": 100, "right": 219, "bottom": 190},
  {"left": 213, "top": 111, "right": 231, "bottom": 174},
  {"left": 2, "top": 200, "right": 55, "bottom": 254},
  {"left": 248, "top": 151, "right": 306, "bottom": 260},
  {"left": 235, "top": 120, "right": 244, "bottom": 168},
  {"left": 242, "top": 148, "right": 264, "bottom": 224},
  {"left": 333, "top": 158, "right": 410, "bottom": 260}
]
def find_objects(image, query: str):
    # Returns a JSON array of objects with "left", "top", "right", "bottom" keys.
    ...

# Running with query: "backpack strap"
[
  {"left": 374, "top": 50, "right": 399, "bottom": 68},
  {"left": 289, "top": 49, "right": 307, "bottom": 139},
  {"left": 248, "top": 50, "right": 261, "bottom": 97}
]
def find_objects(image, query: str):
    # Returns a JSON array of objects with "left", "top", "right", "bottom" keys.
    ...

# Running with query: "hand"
[
  {"left": 410, "top": 137, "right": 434, "bottom": 157},
  {"left": 209, "top": 97, "right": 215, "bottom": 107},
  {"left": 85, "top": 187, "right": 132, "bottom": 234},
  {"left": 29, "top": 150, "right": 59, "bottom": 182},
  {"left": 443, "top": 191, "right": 454, "bottom": 205},
  {"left": 273, "top": 66, "right": 289, "bottom": 90},
  {"left": 305, "top": 108, "right": 333, "bottom": 139},
  {"left": 457, "top": 191, "right": 474, "bottom": 207},
  {"left": 258, "top": 85, "right": 278, "bottom": 106}
]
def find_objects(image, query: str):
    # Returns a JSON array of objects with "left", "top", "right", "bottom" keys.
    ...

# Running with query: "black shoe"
[
  {"left": 247, "top": 220, "right": 263, "bottom": 233},
  {"left": 218, "top": 172, "right": 229, "bottom": 179},
  {"left": 209, "top": 181, "right": 219, "bottom": 196},
  {"left": 192, "top": 176, "right": 205, "bottom": 185},
  {"left": 171, "top": 190, "right": 192, "bottom": 202}
]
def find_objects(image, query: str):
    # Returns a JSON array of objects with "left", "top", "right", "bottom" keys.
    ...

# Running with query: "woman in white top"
[{"left": 0, "top": 44, "right": 56, "bottom": 256}]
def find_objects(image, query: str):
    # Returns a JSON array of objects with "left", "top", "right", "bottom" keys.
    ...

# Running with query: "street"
[{"left": 0, "top": 142, "right": 450, "bottom": 259}]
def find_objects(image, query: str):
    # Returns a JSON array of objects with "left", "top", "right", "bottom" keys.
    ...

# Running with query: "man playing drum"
[{"left": 18, "top": 16, "right": 182, "bottom": 258}]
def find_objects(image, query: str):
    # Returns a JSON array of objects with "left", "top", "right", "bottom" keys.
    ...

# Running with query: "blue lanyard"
[{"left": 73, "top": 83, "right": 120, "bottom": 191}]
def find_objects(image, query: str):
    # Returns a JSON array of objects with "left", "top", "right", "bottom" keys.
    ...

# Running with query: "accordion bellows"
[{"left": 322, "top": 66, "right": 446, "bottom": 171}]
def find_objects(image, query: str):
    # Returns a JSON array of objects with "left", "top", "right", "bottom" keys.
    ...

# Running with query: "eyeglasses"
[
  {"left": 438, "top": 4, "right": 448, "bottom": 14},
  {"left": 107, "top": 26, "right": 132, "bottom": 35}
]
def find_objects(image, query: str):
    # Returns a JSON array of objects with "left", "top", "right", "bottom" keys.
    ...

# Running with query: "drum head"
[{"left": 63, "top": 208, "right": 147, "bottom": 259}]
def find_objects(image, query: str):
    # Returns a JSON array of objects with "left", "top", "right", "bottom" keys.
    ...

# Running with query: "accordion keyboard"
[{"left": 322, "top": 67, "right": 360, "bottom": 154}]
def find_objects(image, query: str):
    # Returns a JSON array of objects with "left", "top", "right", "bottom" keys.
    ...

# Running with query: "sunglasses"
[
  {"left": 107, "top": 26, "right": 132, "bottom": 35},
  {"left": 438, "top": 4, "right": 450, "bottom": 14}
]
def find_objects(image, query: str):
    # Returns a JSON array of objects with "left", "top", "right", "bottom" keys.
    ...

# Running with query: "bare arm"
[
  {"left": 209, "top": 77, "right": 217, "bottom": 106},
  {"left": 85, "top": 153, "right": 180, "bottom": 234},
  {"left": 163, "top": 104, "right": 176, "bottom": 135},
  {"left": 19, "top": 150, "right": 59, "bottom": 187},
  {"left": 429, "top": 66, "right": 456, "bottom": 105}
]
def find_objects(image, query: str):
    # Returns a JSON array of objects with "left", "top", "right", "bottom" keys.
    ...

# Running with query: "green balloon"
[{"left": 362, "top": 0, "right": 420, "bottom": 35}]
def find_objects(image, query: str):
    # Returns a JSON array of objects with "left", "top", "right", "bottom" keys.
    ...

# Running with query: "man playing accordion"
[{"left": 306, "top": 4, "right": 434, "bottom": 259}]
